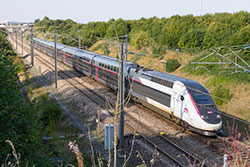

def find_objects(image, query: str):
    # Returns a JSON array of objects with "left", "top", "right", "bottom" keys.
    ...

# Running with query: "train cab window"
[{"left": 194, "top": 94, "right": 212, "bottom": 105}]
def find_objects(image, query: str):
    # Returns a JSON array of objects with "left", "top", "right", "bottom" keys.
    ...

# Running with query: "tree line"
[{"left": 34, "top": 11, "right": 250, "bottom": 52}]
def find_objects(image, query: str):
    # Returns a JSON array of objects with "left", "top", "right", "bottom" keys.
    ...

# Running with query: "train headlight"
[
  {"left": 201, "top": 115, "right": 204, "bottom": 119},
  {"left": 216, "top": 115, "right": 221, "bottom": 119}
]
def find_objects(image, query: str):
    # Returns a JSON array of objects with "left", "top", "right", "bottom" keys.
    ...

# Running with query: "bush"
[
  {"left": 213, "top": 85, "right": 231, "bottom": 106},
  {"left": 165, "top": 58, "right": 181, "bottom": 72},
  {"left": 151, "top": 45, "right": 165, "bottom": 57},
  {"left": 0, "top": 52, "right": 48, "bottom": 165},
  {"left": 36, "top": 94, "right": 62, "bottom": 134},
  {"left": 131, "top": 31, "right": 152, "bottom": 49}
]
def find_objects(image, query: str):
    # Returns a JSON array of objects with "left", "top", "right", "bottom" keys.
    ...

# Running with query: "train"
[{"left": 33, "top": 37, "right": 222, "bottom": 136}]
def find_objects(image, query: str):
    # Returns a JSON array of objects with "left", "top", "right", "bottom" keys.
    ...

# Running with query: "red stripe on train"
[{"left": 96, "top": 67, "right": 98, "bottom": 80}]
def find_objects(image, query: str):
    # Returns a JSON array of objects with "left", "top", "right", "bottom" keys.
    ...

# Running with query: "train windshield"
[{"left": 193, "top": 94, "right": 212, "bottom": 105}]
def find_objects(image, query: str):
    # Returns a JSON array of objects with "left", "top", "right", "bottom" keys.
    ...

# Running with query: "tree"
[
  {"left": 178, "top": 28, "right": 206, "bottom": 49},
  {"left": 105, "top": 18, "right": 129, "bottom": 38},
  {"left": 131, "top": 31, "right": 153, "bottom": 49}
]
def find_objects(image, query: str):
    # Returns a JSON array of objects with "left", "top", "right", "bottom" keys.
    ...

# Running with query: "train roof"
[
  {"left": 93, "top": 54, "right": 120, "bottom": 67},
  {"left": 75, "top": 49, "right": 97, "bottom": 60},
  {"left": 142, "top": 70, "right": 208, "bottom": 93}
]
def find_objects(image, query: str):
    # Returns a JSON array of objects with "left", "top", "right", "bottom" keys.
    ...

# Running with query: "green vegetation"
[
  {"left": 36, "top": 94, "right": 62, "bottom": 134},
  {"left": 213, "top": 85, "right": 231, "bottom": 106},
  {"left": 0, "top": 32, "right": 49, "bottom": 165},
  {"left": 165, "top": 59, "right": 181, "bottom": 72},
  {"left": 35, "top": 11, "right": 250, "bottom": 52}
]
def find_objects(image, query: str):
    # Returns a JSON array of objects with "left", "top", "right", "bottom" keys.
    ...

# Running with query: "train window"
[
  {"left": 108, "top": 65, "right": 110, "bottom": 70},
  {"left": 193, "top": 94, "right": 212, "bottom": 105},
  {"left": 111, "top": 66, "right": 113, "bottom": 71}
]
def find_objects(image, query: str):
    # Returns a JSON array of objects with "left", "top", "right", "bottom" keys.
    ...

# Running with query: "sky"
[{"left": 1, "top": 0, "right": 250, "bottom": 23}]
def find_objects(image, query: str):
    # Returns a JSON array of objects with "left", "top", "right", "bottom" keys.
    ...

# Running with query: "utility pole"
[
  {"left": 78, "top": 30, "right": 81, "bottom": 49},
  {"left": 46, "top": 33, "right": 48, "bottom": 54},
  {"left": 118, "top": 43, "right": 125, "bottom": 156},
  {"left": 125, "top": 35, "right": 128, "bottom": 62},
  {"left": 30, "top": 28, "right": 34, "bottom": 66},
  {"left": 15, "top": 31, "right": 17, "bottom": 50},
  {"left": 54, "top": 32, "right": 58, "bottom": 89},
  {"left": 21, "top": 31, "right": 23, "bottom": 55}
]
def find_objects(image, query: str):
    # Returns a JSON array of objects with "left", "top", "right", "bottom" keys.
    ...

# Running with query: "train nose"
[
  {"left": 200, "top": 116, "right": 222, "bottom": 131},
  {"left": 200, "top": 109, "right": 222, "bottom": 124}
]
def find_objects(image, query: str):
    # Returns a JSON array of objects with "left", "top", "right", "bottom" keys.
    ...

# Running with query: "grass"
[{"left": 48, "top": 113, "right": 87, "bottom": 166}]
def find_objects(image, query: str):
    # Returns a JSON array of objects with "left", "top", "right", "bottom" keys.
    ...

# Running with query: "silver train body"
[{"left": 33, "top": 38, "right": 222, "bottom": 136}]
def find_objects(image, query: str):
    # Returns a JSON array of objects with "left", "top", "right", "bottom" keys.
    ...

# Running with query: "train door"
[
  {"left": 90, "top": 56, "right": 97, "bottom": 77},
  {"left": 174, "top": 93, "right": 184, "bottom": 119},
  {"left": 173, "top": 91, "right": 187, "bottom": 126}
]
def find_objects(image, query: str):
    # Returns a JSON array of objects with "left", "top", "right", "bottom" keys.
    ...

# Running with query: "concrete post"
[
  {"left": 78, "top": 30, "right": 81, "bottom": 49},
  {"left": 21, "top": 31, "right": 23, "bottom": 55},
  {"left": 30, "top": 28, "right": 34, "bottom": 66},
  {"left": 118, "top": 44, "right": 125, "bottom": 156},
  {"left": 54, "top": 32, "right": 58, "bottom": 89}
]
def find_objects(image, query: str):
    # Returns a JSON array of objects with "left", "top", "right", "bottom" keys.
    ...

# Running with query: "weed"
[
  {"left": 213, "top": 85, "right": 231, "bottom": 106},
  {"left": 165, "top": 58, "right": 181, "bottom": 72}
]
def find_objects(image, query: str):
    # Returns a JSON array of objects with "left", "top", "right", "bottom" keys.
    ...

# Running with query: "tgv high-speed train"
[{"left": 33, "top": 38, "right": 222, "bottom": 136}]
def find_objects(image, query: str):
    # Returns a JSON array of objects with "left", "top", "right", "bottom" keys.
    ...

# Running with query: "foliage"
[
  {"left": 213, "top": 85, "right": 231, "bottom": 106},
  {"left": 178, "top": 28, "right": 206, "bottom": 49},
  {"left": 0, "top": 38, "right": 49, "bottom": 165},
  {"left": 35, "top": 12, "right": 250, "bottom": 51},
  {"left": 131, "top": 31, "right": 152, "bottom": 49},
  {"left": 35, "top": 94, "right": 62, "bottom": 134},
  {"left": 151, "top": 45, "right": 166, "bottom": 57},
  {"left": 165, "top": 59, "right": 181, "bottom": 72}
]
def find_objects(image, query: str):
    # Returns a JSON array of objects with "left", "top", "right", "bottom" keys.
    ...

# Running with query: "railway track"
[
  {"left": 10, "top": 34, "right": 249, "bottom": 166},
  {"left": 125, "top": 114, "right": 208, "bottom": 167}
]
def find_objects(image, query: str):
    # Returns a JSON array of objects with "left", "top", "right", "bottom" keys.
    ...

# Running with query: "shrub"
[
  {"left": 151, "top": 45, "right": 165, "bottom": 57},
  {"left": 131, "top": 31, "right": 152, "bottom": 49},
  {"left": 36, "top": 94, "right": 62, "bottom": 133},
  {"left": 213, "top": 85, "right": 231, "bottom": 106},
  {"left": 0, "top": 52, "right": 48, "bottom": 165},
  {"left": 165, "top": 58, "right": 181, "bottom": 72}
]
